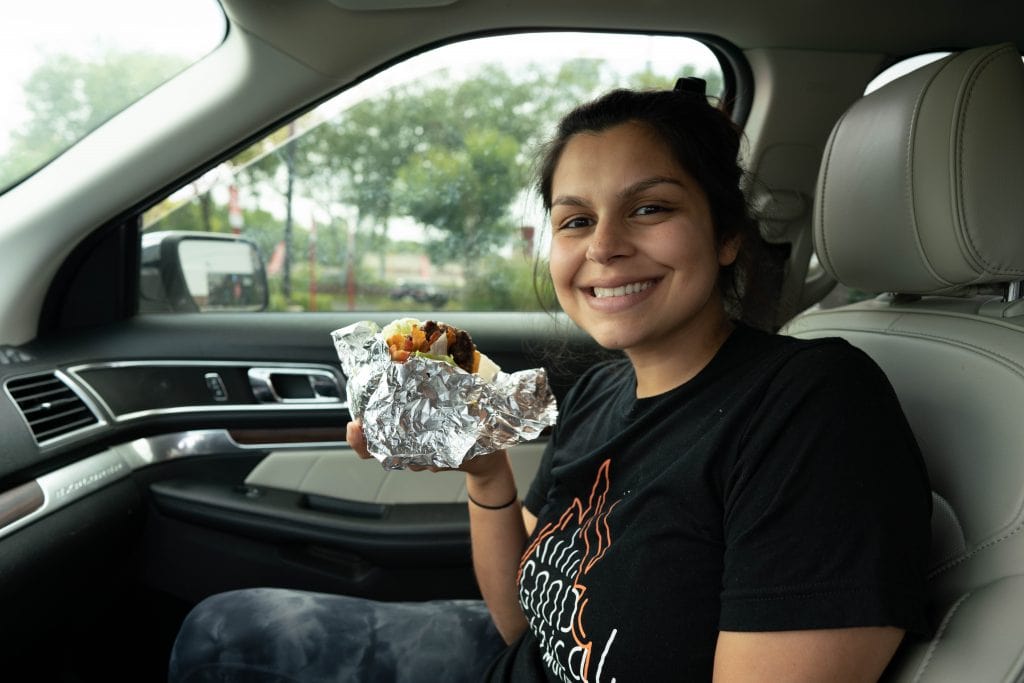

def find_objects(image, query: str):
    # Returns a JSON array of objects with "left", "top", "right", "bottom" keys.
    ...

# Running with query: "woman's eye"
[
  {"left": 558, "top": 216, "right": 592, "bottom": 230},
  {"left": 634, "top": 204, "right": 666, "bottom": 216}
]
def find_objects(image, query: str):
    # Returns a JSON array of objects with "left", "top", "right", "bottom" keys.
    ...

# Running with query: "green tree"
[
  {"left": 463, "top": 254, "right": 542, "bottom": 310},
  {"left": 301, "top": 95, "right": 417, "bottom": 278},
  {"left": 627, "top": 66, "right": 676, "bottom": 91},
  {"left": 397, "top": 127, "right": 524, "bottom": 272},
  {"left": 146, "top": 196, "right": 229, "bottom": 235},
  {"left": 3, "top": 49, "right": 188, "bottom": 189}
]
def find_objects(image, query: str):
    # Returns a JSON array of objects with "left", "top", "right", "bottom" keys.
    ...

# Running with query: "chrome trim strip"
[
  {"left": 0, "top": 429, "right": 350, "bottom": 539},
  {"left": 64, "top": 360, "right": 348, "bottom": 421},
  {"left": 106, "top": 402, "right": 346, "bottom": 423},
  {"left": 67, "top": 359, "right": 344, "bottom": 372},
  {"left": 111, "top": 429, "right": 348, "bottom": 468},
  {"left": 0, "top": 449, "right": 131, "bottom": 541}
]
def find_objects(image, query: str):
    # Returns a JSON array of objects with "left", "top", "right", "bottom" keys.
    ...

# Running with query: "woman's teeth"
[{"left": 592, "top": 280, "right": 654, "bottom": 298}]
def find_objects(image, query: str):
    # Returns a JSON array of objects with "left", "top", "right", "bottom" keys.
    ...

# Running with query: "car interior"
[
  {"left": 784, "top": 43, "right": 1024, "bottom": 680},
  {"left": 1, "top": 0, "right": 1024, "bottom": 680}
]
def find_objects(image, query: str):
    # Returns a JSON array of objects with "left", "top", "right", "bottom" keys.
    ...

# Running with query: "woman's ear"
[{"left": 718, "top": 235, "right": 741, "bottom": 267}]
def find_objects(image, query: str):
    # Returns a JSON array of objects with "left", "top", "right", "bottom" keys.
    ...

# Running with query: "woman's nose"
[{"left": 585, "top": 219, "right": 632, "bottom": 264}]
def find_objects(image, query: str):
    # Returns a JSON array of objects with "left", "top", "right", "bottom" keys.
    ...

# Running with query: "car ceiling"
[{"left": 225, "top": 0, "right": 1024, "bottom": 77}]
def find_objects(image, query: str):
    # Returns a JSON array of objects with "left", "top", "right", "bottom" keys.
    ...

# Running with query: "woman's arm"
[
  {"left": 345, "top": 421, "right": 536, "bottom": 644},
  {"left": 714, "top": 627, "right": 904, "bottom": 682},
  {"left": 463, "top": 450, "right": 537, "bottom": 643}
]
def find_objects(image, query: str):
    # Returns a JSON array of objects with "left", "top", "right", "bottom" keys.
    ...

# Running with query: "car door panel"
[
  {"left": 242, "top": 441, "right": 545, "bottom": 504},
  {"left": 0, "top": 309, "right": 599, "bottom": 634}
]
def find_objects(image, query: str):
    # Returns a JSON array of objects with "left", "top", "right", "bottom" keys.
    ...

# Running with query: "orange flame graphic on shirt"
[{"left": 519, "top": 459, "right": 618, "bottom": 682}]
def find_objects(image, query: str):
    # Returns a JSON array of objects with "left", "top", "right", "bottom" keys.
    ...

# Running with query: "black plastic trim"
[
  {"left": 151, "top": 479, "right": 471, "bottom": 564},
  {"left": 38, "top": 217, "right": 140, "bottom": 336}
]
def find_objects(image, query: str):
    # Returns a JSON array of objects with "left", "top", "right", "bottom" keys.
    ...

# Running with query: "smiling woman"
[
  {"left": 0, "top": 0, "right": 226, "bottom": 193},
  {"left": 167, "top": 80, "right": 931, "bottom": 683}
]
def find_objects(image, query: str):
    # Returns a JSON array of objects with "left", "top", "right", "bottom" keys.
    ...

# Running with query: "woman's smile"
[
  {"left": 581, "top": 277, "right": 661, "bottom": 312},
  {"left": 589, "top": 278, "right": 658, "bottom": 299}
]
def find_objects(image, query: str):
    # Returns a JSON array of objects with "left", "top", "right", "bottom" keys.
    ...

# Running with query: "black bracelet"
[{"left": 467, "top": 490, "right": 519, "bottom": 510}]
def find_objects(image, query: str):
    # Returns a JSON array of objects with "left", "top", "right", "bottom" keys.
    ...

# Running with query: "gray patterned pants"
[{"left": 168, "top": 588, "right": 507, "bottom": 682}]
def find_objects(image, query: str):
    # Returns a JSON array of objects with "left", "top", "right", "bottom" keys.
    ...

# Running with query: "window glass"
[
  {"left": 141, "top": 32, "right": 724, "bottom": 314},
  {"left": 864, "top": 52, "right": 949, "bottom": 94},
  {"left": 0, "top": 0, "right": 227, "bottom": 194}
]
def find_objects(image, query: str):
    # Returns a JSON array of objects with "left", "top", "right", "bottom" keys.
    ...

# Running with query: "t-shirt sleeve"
[
  {"left": 521, "top": 359, "right": 620, "bottom": 517},
  {"left": 719, "top": 341, "right": 932, "bottom": 634}
]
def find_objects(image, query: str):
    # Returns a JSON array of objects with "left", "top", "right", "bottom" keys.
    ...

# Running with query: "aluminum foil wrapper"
[{"left": 331, "top": 320, "right": 558, "bottom": 470}]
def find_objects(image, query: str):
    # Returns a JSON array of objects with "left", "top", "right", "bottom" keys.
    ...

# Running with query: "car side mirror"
[{"left": 140, "top": 231, "right": 269, "bottom": 312}]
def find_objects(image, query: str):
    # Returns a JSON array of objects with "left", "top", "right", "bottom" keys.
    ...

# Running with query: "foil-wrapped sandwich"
[{"left": 332, "top": 318, "right": 557, "bottom": 469}]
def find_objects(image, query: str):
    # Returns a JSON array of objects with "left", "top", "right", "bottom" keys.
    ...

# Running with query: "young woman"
[{"left": 169, "top": 83, "right": 930, "bottom": 682}]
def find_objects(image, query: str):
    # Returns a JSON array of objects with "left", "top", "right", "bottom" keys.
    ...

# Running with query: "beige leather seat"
[{"left": 783, "top": 43, "right": 1024, "bottom": 682}]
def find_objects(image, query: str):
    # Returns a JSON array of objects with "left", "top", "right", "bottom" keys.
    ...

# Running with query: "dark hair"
[{"left": 536, "top": 86, "right": 776, "bottom": 328}]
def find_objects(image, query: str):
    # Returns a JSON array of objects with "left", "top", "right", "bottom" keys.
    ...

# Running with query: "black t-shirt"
[{"left": 485, "top": 325, "right": 931, "bottom": 682}]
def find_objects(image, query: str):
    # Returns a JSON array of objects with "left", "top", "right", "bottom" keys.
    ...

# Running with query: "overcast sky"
[
  {"left": 0, "top": 0, "right": 225, "bottom": 149},
  {"left": 1, "top": 2, "right": 719, "bottom": 147}
]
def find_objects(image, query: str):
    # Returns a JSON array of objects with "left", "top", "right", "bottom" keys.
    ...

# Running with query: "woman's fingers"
[
  {"left": 346, "top": 421, "right": 490, "bottom": 474},
  {"left": 345, "top": 420, "right": 372, "bottom": 460}
]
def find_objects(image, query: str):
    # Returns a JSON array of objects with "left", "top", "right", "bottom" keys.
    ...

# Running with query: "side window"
[
  {"left": 141, "top": 32, "right": 725, "bottom": 314},
  {"left": 863, "top": 52, "right": 949, "bottom": 95}
]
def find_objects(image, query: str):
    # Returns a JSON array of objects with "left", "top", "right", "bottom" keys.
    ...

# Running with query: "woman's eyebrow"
[
  {"left": 551, "top": 176, "right": 685, "bottom": 208},
  {"left": 618, "top": 176, "right": 686, "bottom": 199},
  {"left": 551, "top": 194, "right": 589, "bottom": 208}
]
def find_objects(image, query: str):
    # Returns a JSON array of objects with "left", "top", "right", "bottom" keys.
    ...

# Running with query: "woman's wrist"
[
  {"left": 465, "top": 450, "right": 517, "bottom": 508},
  {"left": 467, "top": 489, "right": 519, "bottom": 510}
]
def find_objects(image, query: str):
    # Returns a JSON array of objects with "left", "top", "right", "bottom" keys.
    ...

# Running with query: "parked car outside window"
[{"left": 389, "top": 278, "right": 448, "bottom": 308}]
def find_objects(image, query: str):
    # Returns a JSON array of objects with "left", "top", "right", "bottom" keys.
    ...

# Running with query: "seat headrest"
[{"left": 814, "top": 43, "right": 1024, "bottom": 295}]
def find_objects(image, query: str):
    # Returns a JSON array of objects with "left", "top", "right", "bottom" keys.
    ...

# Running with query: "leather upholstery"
[
  {"left": 814, "top": 43, "right": 1024, "bottom": 295},
  {"left": 786, "top": 43, "right": 1024, "bottom": 682}
]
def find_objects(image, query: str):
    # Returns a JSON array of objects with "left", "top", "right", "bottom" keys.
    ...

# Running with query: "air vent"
[{"left": 5, "top": 373, "right": 99, "bottom": 444}]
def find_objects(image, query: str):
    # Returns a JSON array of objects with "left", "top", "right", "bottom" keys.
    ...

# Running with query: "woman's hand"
[
  {"left": 344, "top": 420, "right": 508, "bottom": 477},
  {"left": 345, "top": 419, "right": 374, "bottom": 460}
]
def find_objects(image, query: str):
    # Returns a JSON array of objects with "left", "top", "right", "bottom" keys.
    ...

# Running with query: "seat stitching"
[
  {"left": 904, "top": 63, "right": 955, "bottom": 288},
  {"left": 795, "top": 303, "right": 1024, "bottom": 336},
  {"left": 789, "top": 319, "right": 1024, "bottom": 577},
  {"left": 1004, "top": 640, "right": 1024, "bottom": 683},
  {"left": 929, "top": 524, "right": 1024, "bottom": 579},
  {"left": 815, "top": 111, "right": 845, "bottom": 278},
  {"left": 954, "top": 45, "right": 1024, "bottom": 277},
  {"left": 912, "top": 591, "right": 971, "bottom": 683},
  {"left": 793, "top": 322, "right": 1024, "bottom": 377},
  {"left": 929, "top": 491, "right": 968, "bottom": 569}
]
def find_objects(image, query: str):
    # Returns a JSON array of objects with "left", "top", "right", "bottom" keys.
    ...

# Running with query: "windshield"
[{"left": 0, "top": 0, "right": 227, "bottom": 195}]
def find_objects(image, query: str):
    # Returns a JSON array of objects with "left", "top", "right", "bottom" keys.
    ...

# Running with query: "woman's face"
[{"left": 548, "top": 121, "right": 738, "bottom": 360}]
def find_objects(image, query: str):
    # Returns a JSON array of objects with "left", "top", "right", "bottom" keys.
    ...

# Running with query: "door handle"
[{"left": 247, "top": 367, "right": 344, "bottom": 404}]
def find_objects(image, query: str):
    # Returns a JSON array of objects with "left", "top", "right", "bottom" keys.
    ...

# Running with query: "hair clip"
[{"left": 674, "top": 77, "right": 707, "bottom": 98}]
